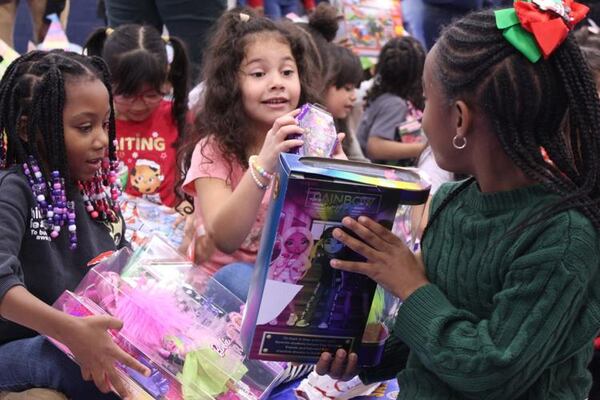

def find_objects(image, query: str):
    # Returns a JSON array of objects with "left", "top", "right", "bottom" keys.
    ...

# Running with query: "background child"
[
  {"left": 356, "top": 36, "right": 427, "bottom": 165},
  {"left": 321, "top": 44, "right": 367, "bottom": 162},
  {"left": 178, "top": 9, "right": 323, "bottom": 301},
  {"left": 317, "top": 6, "right": 600, "bottom": 400},
  {"left": 296, "top": 3, "right": 368, "bottom": 161},
  {"left": 85, "top": 24, "right": 190, "bottom": 210},
  {"left": 0, "top": 50, "right": 148, "bottom": 399}
]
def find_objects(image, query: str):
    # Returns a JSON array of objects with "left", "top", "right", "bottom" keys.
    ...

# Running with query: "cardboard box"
[{"left": 242, "top": 155, "right": 430, "bottom": 364}]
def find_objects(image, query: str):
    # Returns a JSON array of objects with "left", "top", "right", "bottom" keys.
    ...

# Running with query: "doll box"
[
  {"left": 51, "top": 236, "right": 286, "bottom": 400},
  {"left": 241, "top": 154, "right": 430, "bottom": 365}
]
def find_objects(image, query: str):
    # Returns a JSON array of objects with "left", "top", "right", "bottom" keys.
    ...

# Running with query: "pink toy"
[
  {"left": 267, "top": 226, "right": 313, "bottom": 326},
  {"left": 293, "top": 104, "right": 337, "bottom": 158},
  {"left": 115, "top": 283, "right": 194, "bottom": 349},
  {"left": 268, "top": 227, "right": 313, "bottom": 283}
]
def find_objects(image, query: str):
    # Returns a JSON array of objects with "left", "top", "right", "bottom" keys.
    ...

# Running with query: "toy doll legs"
[{"left": 0, "top": 336, "right": 118, "bottom": 400}]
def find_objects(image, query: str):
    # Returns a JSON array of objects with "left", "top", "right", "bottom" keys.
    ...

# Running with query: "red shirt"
[{"left": 116, "top": 100, "right": 179, "bottom": 208}]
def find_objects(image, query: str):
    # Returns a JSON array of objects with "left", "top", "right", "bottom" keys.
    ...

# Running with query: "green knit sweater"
[{"left": 360, "top": 181, "right": 600, "bottom": 399}]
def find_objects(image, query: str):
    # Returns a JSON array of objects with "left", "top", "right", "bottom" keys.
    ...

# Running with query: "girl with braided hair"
[
  {"left": 0, "top": 50, "right": 148, "bottom": 399},
  {"left": 316, "top": 3, "right": 600, "bottom": 399}
]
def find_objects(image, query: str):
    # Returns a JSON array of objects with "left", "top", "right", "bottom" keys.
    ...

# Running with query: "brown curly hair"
[{"left": 177, "top": 8, "right": 321, "bottom": 194}]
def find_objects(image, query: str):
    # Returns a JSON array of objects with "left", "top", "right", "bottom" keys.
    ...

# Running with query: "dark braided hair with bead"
[
  {"left": 364, "top": 36, "right": 426, "bottom": 111},
  {"left": 0, "top": 50, "right": 121, "bottom": 249},
  {"left": 422, "top": 10, "right": 600, "bottom": 242}
]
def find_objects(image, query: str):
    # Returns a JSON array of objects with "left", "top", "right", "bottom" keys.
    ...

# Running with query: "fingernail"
[
  {"left": 342, "top": 217, "right": 353, "bottom": 225},
  {"left": 358, "top": 216, "right": 367, "bottom": 223},
  {"left": 333, "top": 229, "right": 342, "bottom": 238},
  {"left": 330, "top": 259, "right": 338, "bottom": 268}
]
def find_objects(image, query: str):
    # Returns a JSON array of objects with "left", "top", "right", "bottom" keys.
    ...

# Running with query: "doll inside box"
[{"left": 51, "top": 235, "right": 285, "bottom": 400}]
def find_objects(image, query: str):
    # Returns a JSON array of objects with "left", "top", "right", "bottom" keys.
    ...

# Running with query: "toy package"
[
  {"left": 395, "top": 103, "right": 425, "bottom": 145},
  {"left": 291, "top": 103, "right": 337, "bottom": 158},
  {"left": 241, "top": 154, "right": 430, "bottom": 365},
  {"left": 337, "top": 0, "right": 404, "bottom": 58},
  {"left": 50, "top": 235, "right": 286, "bottom": 400},
  {"left": 119, "top": 193, "right": 186, "bottom": 250}
]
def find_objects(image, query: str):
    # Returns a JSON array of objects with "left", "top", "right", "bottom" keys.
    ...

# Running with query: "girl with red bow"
[{"left": 314, "top": 2, "right": 600, "bottom": 399}]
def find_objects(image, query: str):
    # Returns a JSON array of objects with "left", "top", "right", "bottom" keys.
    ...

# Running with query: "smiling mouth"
[{"left": 262, "top": 98, "right": 288, "bottom": 105}]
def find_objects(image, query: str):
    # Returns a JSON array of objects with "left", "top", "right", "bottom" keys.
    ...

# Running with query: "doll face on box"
[
  {"left": 323, "top": 237, "right": 344, "bottom": 255},
  {"left": 284, "top": 231, "right": 310, "bottom": 255}
]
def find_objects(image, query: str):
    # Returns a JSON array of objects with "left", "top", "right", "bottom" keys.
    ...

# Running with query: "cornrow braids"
[
  {"left": 0, "top": 50, "right": 118, "bottom": 185},
  {"left": 424, "top": 10, "right": 600, "bottom": 234},
  {"left": 365, "top": 36, "right": 426, "bottom": 110},
  {"left": 0, "top": 51, "right": 46, "bottom": 167},
  {"left": 0, "top": 50, "right": 120, "bottom": 248}
]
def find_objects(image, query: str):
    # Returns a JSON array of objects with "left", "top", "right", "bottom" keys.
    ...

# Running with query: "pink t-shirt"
[{"left": 182, "top": 138, "right": 271, "bottom": 274}]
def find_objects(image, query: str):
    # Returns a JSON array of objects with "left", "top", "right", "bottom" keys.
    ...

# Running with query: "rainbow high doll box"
[
  {"left": 50, "top": 235, "right": 286, "bottom": 400},
  {"left": 241, "top": 154, "right": 430, "bottom": 365}
]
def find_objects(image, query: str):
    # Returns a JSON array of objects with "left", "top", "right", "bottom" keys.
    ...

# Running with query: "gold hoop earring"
[{"left": 452, "top": 135, "right": 467, "bottom": 150}]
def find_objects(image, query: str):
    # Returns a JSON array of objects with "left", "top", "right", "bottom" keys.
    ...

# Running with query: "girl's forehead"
[
  {"left": 248, "top": 30, "right": 287, "bottom": 43},
  {"left": 244, "top": 32, "right": 289, "bottom": 53}
]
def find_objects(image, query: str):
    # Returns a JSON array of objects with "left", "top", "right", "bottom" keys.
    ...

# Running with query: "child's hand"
[
  {"left": 177, "top": 213, "right": 196, "bottom": 255},
  {"left": 257, "top": 109, "right": 304, "bottom": 172},
  {"left": 330, "top": 216, "right": 429, "bottom": 301},
  {"left": 64, "top": 315, "right": 150, "bottom": 399},
  {"left": 332, "top": 132, "right": 348, "bottom": 160},
  {"left": 315, "top": 349, "right": 359, "bottom": 381}
]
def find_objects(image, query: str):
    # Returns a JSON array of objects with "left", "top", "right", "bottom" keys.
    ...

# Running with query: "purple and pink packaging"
[
  {"left": 241, "top": 154, "right": 430, "bottom": 365},
  {"left": 49, "top": 235, "right": 286, "bottom": 400},
  {"left": 290, "top": 103, "right": 338, "bottom": 158}
]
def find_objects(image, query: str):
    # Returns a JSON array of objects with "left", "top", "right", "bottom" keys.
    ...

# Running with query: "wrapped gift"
[
  {"left": 241, "top": 154, "right": 430, "bottom": 365},
  {"left": 50, "top": 236, "right": 286, "bottom": 400}
]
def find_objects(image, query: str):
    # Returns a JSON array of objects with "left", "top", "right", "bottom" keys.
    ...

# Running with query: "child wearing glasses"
[{"left": 84, "top": 24, "right": 190, "bottom": 209}]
